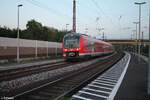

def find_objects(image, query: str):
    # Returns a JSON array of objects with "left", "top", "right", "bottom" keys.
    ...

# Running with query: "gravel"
[{"left": 0, "top": 57, "right": 102, "bottom": 92}]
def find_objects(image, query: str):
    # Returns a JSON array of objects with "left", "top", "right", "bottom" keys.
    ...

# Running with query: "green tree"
[
  {"left": 0, "top": 19, "right": 68, "bottom": 42},
  {"left": 26, "top": 19, "right": 43, "bottom": 40}
]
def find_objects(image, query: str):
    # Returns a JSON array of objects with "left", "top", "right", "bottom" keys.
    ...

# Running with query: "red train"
[{"left": 62, "top": 33, "right": 115, "bottom": 60}]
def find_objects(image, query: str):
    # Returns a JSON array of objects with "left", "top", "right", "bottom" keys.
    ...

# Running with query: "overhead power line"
[
  {"left": 91, "top": 0, "right": 116, "bottom": 27},
  {"left": 24, "top": 0, "right": 72, "bottom": 20}
]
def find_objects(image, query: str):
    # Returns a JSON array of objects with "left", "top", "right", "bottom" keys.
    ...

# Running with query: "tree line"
[{"left": 0, "top": 19, "right": 70, "bottom": 42}]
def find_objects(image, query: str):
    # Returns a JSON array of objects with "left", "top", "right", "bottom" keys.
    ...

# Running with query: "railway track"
[
  {"left": 1, "top": 52, "right": 124, "bottom": 100},
  {"left": 0, "top": 61, "right": 73, "bottom": 82},
  {"left": 71, "top": 52, "right": 131, "bottom": 100}
]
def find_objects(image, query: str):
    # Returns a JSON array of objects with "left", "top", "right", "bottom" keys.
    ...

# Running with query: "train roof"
[
  {"left": 64, "top": 32, "right": 90, "bottom": 38},
  {"left": 64, "top": 32, "right": 112, "bottom": 46}
]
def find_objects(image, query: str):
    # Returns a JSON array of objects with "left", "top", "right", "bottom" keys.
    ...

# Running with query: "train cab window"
[{"left": 64, "top": 34, "right": 80, "bottom": 49}]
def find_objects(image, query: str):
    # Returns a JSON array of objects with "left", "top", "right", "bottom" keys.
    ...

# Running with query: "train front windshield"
[{"left": 64, "top": 34, "right": 80, "bottom": 49}]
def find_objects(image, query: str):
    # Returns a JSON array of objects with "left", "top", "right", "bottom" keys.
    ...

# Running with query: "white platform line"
[
  {"left": 72, "top": 95, "right": 93, "bottom": 100},
  {"left": 88, "top": 84, "right": 113, "bottom": 91},
  {"left": 103, "top": 72, "right": 120, "bottom": 75},
  {"left": 108, "top": 52, "right": 131, "bottom": 100},
  {"left": 94, "top": 80, "right": 116, "bottom": 85},
  {"left": 99, "top": 76, "right": 118, "bottom": 81},
  {"left": 79, "top": 91, "right": 108, "bottom": 99},
  {"left": 92, "top": 81, "right": 115, "bottom": 87},
  {"left": 83, "top": 87, "right": 111, "bottom": 94},
  {"left": 97, "top": 78, "right": 118, "bottom": 83},
  {"left": 103, "top": 74, "right": 120, "bottom": 77},
  {"left": 100, "top": 75, "right": 118, "bottom": 79}
]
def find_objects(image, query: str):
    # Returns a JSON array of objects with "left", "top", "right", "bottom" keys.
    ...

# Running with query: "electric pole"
[
  {"left": 133, "top": 22, "right": 139, "bottom": 40},
  {"left": 133, "top": 22, "right": 139, "bottom": 53},
  {"left": 66, "top": 24, "right": 69, "bottom": 31},
  {"left": 73, "top": 0, "right": 76, "bottom": 32},
  {"left": 85, "top": 27, "right": 88, "bottom": 34},
  {"left": 102, "top": 32, "right": 105, "bottom": 41}
]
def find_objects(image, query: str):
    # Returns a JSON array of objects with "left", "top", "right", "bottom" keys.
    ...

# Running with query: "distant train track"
[
  {"left": 1, "top": 52, "right": 124, "bottom": 100},
  {"left": 0, "top": 61, "right": 74, "bottom": 82}
]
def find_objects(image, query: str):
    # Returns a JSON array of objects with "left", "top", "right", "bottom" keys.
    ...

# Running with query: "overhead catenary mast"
[{"left": 73, "top": 0, "right": 76, "bottom": 33}]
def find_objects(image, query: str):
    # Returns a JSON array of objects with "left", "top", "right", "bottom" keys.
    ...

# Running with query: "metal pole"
[
  {"left": 136, "top": 23, "right": 138, "bottom": 54},
  {"left": 73, "top": 0, "right": 76, "bottom": 32},
  {"left": 103, "top": 32, "right": 104, "bottom": 41},
  {"left": 142, "top": 31, "right": 144, "bottom": 54},
  {"left": 136, "top": 24, "right": 138, "bottom": 39},
  {"left": 135, "top": 2, "right": 146, "bottom": 62},
  {"left": 66, "top": 24, "right": 69, "bottom": 31},
  {"left": 133, "top": 22, "right": 138, "bottom": 40},
  {"left": 17, "top": 4, "right": 22, "bottom": 63},
  {"left": 148, "top": 2, "right": 150, "bottom": 95},
  {"left": 17, "top": 6, "right": 19, "bottom": 63},
  {"left": 85, "top": 27, "right": 88, "bottom": 35},
  {"left": 118, "top": 16, "right": 122, "bottom": 51},
  {"left": 56, "top": 43, "right": 57, "bottom": 56},
  {"left": 135, "top": 2, "right": 146, "bottom": 56},
  {"left": 138, "top": 4, "right": 141, "bottom": 55},
  {"left": 133, "top": 22, "right": 139, "bottom": 53},
  {"left": 35, "top": 40, "right": 37, "bottom": 58},
  {"left": 47, "top": 41, "right": 48, "bottom": 57}
]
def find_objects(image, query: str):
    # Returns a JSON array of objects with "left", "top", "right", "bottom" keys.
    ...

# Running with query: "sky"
[{"left": 0, "top": 0, "right": 149, "bottom": 40}]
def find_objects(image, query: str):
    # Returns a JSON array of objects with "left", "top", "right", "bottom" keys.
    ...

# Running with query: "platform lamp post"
[
  {"left": 134, "top": 2, "right": 146, "bottom": 56},
  {"left": 17, "top": 4, "right": 23, "bottom": 63}
]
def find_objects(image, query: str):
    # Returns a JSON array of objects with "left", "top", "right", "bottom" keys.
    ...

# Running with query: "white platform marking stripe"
[
  {"left": 79, "top": 91, "right": 108, "bottom": 99},
  {"left": 99, "top": 76, "right": 118, "bottom": 81},
  {"left": 100, "top": 75, "right": 118, "bottom": 79},
  {"left": 92, "top": 81, "right": 115, "bottom": 87},
  {"left": 97, "top": 78, "right": 118, "bottom": 83},
  {"left": 103, "top": 74, "right": 120, "bottom": 78},
  {"left": 103, "top": 73, "right": 120, "bottom": 76},
  {"left": 72, "top": 95, "right": 93, "bottom": 100},
  {"left": 108, "top": 52, "right": 131, "bottom": 100},
  {"left": 88, "top": 84, "right": 113, "bottom": 91},
  {"left": 103, "top": 74, "right": 120, "bottom": 77},
  {"left": 83, "top": 87, "right": 111, "bottom": 94},
  {"left": 94, "top": 80, "right": 116, "bottom": 85}
]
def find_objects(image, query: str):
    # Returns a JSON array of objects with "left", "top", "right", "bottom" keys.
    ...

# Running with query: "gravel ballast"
[{"left": 0, "top": 57, "right": 104, "bottom": 92}]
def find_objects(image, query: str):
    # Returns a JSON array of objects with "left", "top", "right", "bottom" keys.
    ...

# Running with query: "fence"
[{"left": 0, "top": 37, "right": 62, "bottom": 60}]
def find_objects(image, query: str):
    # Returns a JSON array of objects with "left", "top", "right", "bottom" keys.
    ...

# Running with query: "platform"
[
  {"left": 115, "top": 53, "right": 150, "bottom": 100},
  {"left": 71, "top": 53, "right": 150, "bottom": 100}
]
